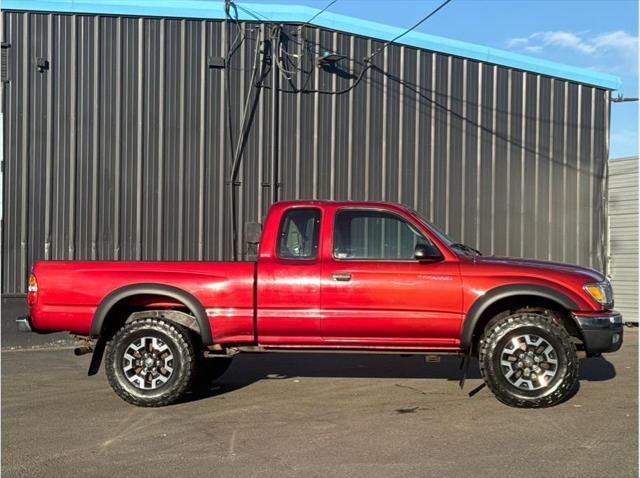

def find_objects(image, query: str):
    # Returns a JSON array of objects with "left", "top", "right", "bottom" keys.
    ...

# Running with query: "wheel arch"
[
  {"left": 90, "top": 283, "right": 213, "bottom": 346},
  {"left": 461, "top": 284, "right": 580, "bottom": 352}
]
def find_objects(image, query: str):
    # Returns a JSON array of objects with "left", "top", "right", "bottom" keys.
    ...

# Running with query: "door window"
[
  {"left": 333, "top": 209, "right": 436, "bottom": 260},
  {"left": 277, "top": 208, "right": 321, "bottom": 259}
]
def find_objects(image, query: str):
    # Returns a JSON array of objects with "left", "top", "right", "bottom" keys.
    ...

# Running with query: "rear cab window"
[{"left": 277, "top": 208, "right": 321, "bottom": 260}]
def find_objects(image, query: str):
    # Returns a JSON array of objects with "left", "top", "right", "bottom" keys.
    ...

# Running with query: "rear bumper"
[{"left": 573, "top": 311, "right": 623, "bottom": 356}]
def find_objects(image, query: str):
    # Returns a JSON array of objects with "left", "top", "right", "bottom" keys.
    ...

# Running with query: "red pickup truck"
[{"left": 18, "top": 200, "right": 623, "bottom": 408}]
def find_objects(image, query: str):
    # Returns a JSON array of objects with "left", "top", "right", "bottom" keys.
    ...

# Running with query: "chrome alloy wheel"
[
  {"left": 122, "top": 336, "right": 174, "bottom": 390},
  {"left": 500, "top": 334, "right": 558, "bottom": 391}
]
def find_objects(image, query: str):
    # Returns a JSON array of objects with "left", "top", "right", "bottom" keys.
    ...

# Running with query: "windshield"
[{"left": 410, "top": 209, "right": 480, "bottom": 257}]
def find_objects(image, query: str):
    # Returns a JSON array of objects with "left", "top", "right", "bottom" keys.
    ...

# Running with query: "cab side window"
[
  {"left": 277, "top": 208, "right": 321, "bottom": 260},
  {"left": 333, "top": 209, "right": 436, "bottom": 260}
]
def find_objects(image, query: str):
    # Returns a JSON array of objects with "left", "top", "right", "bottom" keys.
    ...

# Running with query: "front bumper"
[{"left": 573, "top": 311, "right": 623, "bottom": 356}]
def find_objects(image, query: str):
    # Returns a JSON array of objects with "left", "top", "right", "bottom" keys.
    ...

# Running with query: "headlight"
[{"left": 583, "top": 280, "right": 614, "bottom": 307}]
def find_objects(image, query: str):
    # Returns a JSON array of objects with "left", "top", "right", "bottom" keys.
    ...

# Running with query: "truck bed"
[{"left": 30, "top": 260, "right": 257, "bottom": 344}]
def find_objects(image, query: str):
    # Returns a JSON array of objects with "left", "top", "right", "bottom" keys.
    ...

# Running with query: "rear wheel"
[
  {"left": 478, "top": 312, "right": 578, "bottom": 408},
  {"left": 105, "top": 318, "right": 197, "bottom": 407}
]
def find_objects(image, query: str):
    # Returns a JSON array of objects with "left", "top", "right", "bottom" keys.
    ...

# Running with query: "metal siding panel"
[
  {"left": 142, "top": 17, "right": 160, "bottom": 260},
  {"left": 433, "top": 53, "right": 448, "bottom": 231},
  {"left": 565, "top": 82, "right": 579, "bottom": 264},
  {"left": 447, "top": 56, "right": 463, "bottom": 242},
  {"left": 462, "top": 60, "right": 478, "bottom": 246},
  {"left": 416, "top": 50, "right": 434, "bottom": 221},
  {"left": 385, "top": 43, "right": 400, "bottom": 204},
  {"left": 477, "top": 63, "right": 494, "bottom": 254},
  {"left": 492, "top": 66, "right": 509, "bottom": 256},
  {"left": 576, "top": 85, "right": 589, "bottom": 267},
  {"left": 1, "top": 11, "right": 612, "bottom": 293},
  {"left": 367, "top": 41, "right": 384, "bottom": 203},
  {"left": 594, "top": 89, "right": 608, "bottom": 272},
  {"left": 28, "top": 13, "right": 48, "bottom": 271},
  {"left": 349, "top": 36, "right": 369, "bottom": 202},
  {"left": 550, "top": 79, "right": 565, "bottom": 262},
  {"left": 522, "top": 73, "right": 537, "bottom": 260},
  {"left": 334, "top": 31, "right": 350, "bottom": 201},
  {"left": 537, "top": 76, "right": 551, "bottom": 260},
  {"left": 608, "top": 157, "right": 638, "bottom": 320}
]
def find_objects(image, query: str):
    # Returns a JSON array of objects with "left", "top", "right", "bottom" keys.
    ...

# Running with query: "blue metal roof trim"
[{"left": 4, "top": 0, "right": 621, "bottom": 90}]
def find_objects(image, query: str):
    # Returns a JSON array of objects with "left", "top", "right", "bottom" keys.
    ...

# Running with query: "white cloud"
[
  {"left": 507, "top": 30, "right": 638, "bottom": 58},
  {"left": 522, "top": 45, "right": 543, "bottom": 54},
  {"left": 593, "top": 31, "right": 638, "bottom": 50},
  {"left": 506, "top": 37, "right": 529, "bottom": 48}
]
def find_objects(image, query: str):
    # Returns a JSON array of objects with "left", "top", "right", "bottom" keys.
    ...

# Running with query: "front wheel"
[
  {"left": 478, "top": 312, "right": 579, "bottom": 408},
  {"left": 105, "top": 318, "right": 197, "bottom": 407}
]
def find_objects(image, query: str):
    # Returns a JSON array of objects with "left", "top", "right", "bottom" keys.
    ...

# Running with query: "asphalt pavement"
[{"left": 2, "top": 330, "right": 638, "bottom": 477}]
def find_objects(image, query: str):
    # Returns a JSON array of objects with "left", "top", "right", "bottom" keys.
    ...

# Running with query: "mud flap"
[
  {"left": 467, "top": 382, "right": 486, "bottom": 397},
  {"left": 459, "top": 353, "right": 486, "bottom": 397},
  {"left": 458, "top": 354, "right": 470, "bottom": 390},
  {"left": 88, "top": 337, "right": 106, "bottom": 376}
]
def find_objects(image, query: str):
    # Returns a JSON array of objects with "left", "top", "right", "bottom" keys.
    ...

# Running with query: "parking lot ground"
[{"left": 2, "top": 329, "right": 638, "bottom": 478}]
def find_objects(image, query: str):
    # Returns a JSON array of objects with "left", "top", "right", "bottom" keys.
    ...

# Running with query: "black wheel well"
[
  {"left": 98, "top": 294, "right": 197, "bottom": 341},
  {"left": 471, "top": 295, "right": 582, "bottom": 352},
  {"left": 91, "top": 283, "right": 213, "bottom": 347}
]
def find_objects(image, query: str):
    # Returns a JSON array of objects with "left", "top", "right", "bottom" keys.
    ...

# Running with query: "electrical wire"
[
  {"left": 227, "top": 27, "right": 266, "bottom": 261},
  {"left": 224, "top": 0, "right": 238, "bottom": 183},
  {"left": 225, "top": 0, "right": 247, "bottom": 62},
  {"left": 369, "top": 64, "right": 592, "bottom": 175},
  {"left": 271, "top": 0, "right": 454, "bottom": 95},
  {"left": 296, "top": 0, "right": 337, "bottom": 31},
  {"left": 269, "top": 0, "right": 339, "bottom": 84},
  {"left": 366, "top": 0, "right": 453, "bottom": 64},
  {"left": 270, "top": 25, "right": 307, "bottom": 91},
  {"left": 229, "top": 37, "right": 263, "bottom": 183}
]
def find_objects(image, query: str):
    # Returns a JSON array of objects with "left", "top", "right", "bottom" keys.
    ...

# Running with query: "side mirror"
[
  {"left": 414, "top": 243, "right": 443, "bottom": 262},
  {"left": 246, "top": 222, "right": 262, "bottom": 261},
  {"left": 246, "top": 222, "right": 262, "bottom": 244}
]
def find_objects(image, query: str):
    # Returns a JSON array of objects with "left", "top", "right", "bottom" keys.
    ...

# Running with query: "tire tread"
[
  {"left": 105, "top": 318, "right": 197, "bottom": 407},
  {"left": 478, "top": 312, "right": 579, "bottom": 408}
]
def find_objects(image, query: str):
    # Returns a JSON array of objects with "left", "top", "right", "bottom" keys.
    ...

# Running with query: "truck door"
[
  {"left": 321, "top": 208, "right": 463, "bottom": 348},
  {"left": 257, "top": 206, "right": 323, "bottom": 345}
]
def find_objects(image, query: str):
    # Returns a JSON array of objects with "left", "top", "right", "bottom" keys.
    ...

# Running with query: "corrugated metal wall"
[
  {"left": 608, "top": 157, "right": 638, "bottom": 322},
  {"left": 1, "top": 10, "right": 611, "bottom": 294}
]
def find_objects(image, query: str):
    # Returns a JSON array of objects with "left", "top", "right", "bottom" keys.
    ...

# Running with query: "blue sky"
[{"left": 250, "top": 0, "right": 639, "bottom": 158}]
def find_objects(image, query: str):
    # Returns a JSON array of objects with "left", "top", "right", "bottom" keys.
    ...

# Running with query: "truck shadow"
[{"left": 185, "top": 353, "right": 617, "bottom": 403}]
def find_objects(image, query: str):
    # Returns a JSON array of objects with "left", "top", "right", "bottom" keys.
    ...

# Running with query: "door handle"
[{"left": 332, "top": 273, "right": 352, "bottom": 282}]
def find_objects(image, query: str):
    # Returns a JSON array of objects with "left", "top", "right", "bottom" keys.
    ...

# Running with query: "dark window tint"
[
  {"left": 277, "top": 208, "right": 321, "bottom": 259},
  {"left": 333, "top": 210, "right": 435, "bottom": 260}
]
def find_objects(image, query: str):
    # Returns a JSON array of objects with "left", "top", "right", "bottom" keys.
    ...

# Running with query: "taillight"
[{"left": 27, "top": 273, "right": 38, "bottom": 306}]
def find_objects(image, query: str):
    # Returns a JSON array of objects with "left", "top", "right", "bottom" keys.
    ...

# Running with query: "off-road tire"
[
  {"left": 105, "top": 318, "right": 197, "bottom": 407},
  {"left": 478, "top": 312, "right": 579, "bottom": 408}
]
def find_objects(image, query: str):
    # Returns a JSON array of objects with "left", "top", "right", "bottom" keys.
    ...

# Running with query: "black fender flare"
[
  {"left": 460, "top": 284, "right": 579, "bottom": 351},
  {"left": 90, "top": 283, "right": 213, "bottom": 346}
]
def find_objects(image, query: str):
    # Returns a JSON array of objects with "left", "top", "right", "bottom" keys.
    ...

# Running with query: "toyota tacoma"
[{"left": 17, "top": 200, "right": 623, "bottom": 408}]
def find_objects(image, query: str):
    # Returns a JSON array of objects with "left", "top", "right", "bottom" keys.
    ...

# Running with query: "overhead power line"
[
  {"left": 366, "top": 0, "right": 453, "bottom": 64},
  {"left": 271, "top": 0, "right": 454, "bottom": 95},
  {"left": 297, "top": 0, "right": 338, "bottom": 30}
]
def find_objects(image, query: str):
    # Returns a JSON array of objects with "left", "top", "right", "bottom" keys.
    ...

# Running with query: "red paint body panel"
[
  {"left": 30, "top": 261, "right": 256, "bottom": 344},
  {"left": 318, "top": 203, "right": 463, "bottom": 347},
  {"left": 28, "top": 200, "right": 609, "bottom": 351}
]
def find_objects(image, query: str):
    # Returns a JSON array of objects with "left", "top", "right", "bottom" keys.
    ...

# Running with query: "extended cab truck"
[{"left": 18, "top": 201, "right": 623, "bottom": 408}]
